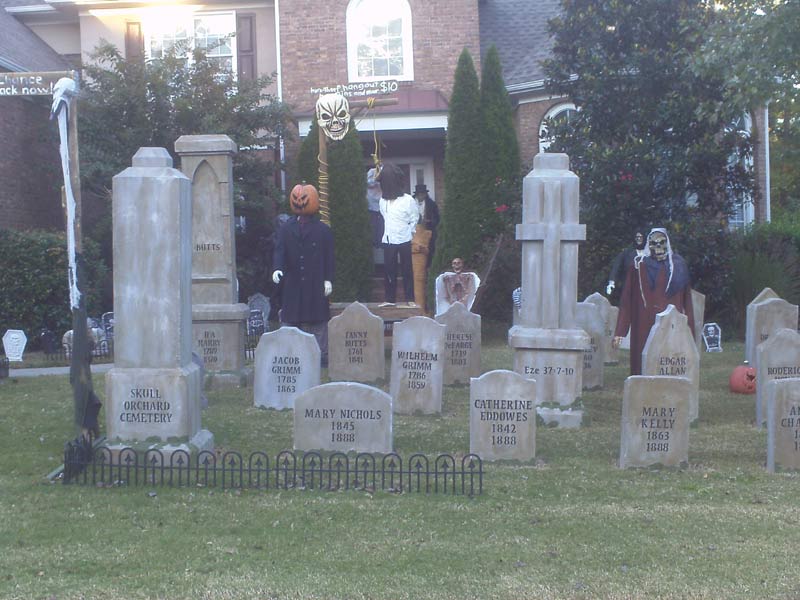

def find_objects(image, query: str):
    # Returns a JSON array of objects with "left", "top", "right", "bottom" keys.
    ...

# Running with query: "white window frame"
[
  {"left": 727, "top": 112, "right": 754, "bottom": 230},
  {"left": 539, "top": 102, "right": 577, "bottom": 154},
  {"left": 145, "top": 11, "right": 237, "bottom": 74},
  {"left": 346, "top": 0, "right": 414, "bottom": 83}
]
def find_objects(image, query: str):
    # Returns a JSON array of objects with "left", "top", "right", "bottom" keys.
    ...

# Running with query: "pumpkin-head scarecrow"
[{"left": 289, "top": 182, "right": 320, "bottom": 216}]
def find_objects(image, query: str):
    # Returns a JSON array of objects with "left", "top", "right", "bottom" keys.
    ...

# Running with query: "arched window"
[
  {"left": 346, "top": 0, "right": 414, "bottom": 82},
  {"left": 539, "top": 102, "right": 577, "bottom": 154}
]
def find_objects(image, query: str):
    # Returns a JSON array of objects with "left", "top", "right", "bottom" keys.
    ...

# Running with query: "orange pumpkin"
[
  {"left": 729, "top": 363, "right": 756, "bottom": 394},
  {"left": 289, "top": 183, "right": 320, "bottom": 216}
]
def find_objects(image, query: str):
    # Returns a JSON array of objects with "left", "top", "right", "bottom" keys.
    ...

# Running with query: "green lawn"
[{"left": 1, "top": 329, "right": 798, "bottom": 600}]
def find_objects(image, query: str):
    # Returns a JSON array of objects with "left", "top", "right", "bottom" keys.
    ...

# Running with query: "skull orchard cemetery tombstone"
[
  {"left": 435, "top": 301, "right": 481, "bottom": 385},
  {"left": 327, "top": 302, "right": 385, "bottom": 383},
  {"left": 2, "top": 330, "right": 27, "bottom": 362},
  {"left": 390, "top": 316, "right": 445, "bottom": 414},
  {"left": 105, "top": 148, "right": 210, "bottom": 449},
  {"left": 584, "top": 292, "right": 619, "bottom": 365},
  {"left": 755, "top": 328, "right": 800, "bottom": 426},
  {"left": 294, "top": 382, "right": 392, "bottom": 453},
  {"left": 254, "top": 327, "right": 320, "bottom": 410},
  {"left": 470, "top": 370, "right": 537, "bottom": 461},
  {"left": 745, "top": 287, "right": 780, "bottom": 363},
  {"left": 575, "top": 302, "right": 605, "bottom": 390},
  {"left": 641, "top": 305, "right": 700, "bottom": 422},
  {"left": 619, "top": 376, "right": 691, "bottom": 468},
  {"left": 766, "top": 378, "right": 800, "bottom": 472}
]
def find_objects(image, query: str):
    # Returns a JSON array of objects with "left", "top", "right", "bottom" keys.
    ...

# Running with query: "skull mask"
[
  {"left": 316, "top": 94, "right": 350, "bottom": 141},
  {"left": 648, "top": 232, "right": 668, "bottom": 261},
  {"left": 451, "top": 257, "right": 464, "bottom": 273}
]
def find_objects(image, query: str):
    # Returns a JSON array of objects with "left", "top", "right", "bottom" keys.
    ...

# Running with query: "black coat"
[{"left": 273, "top": 216, "right": 335, "bottom": 323}]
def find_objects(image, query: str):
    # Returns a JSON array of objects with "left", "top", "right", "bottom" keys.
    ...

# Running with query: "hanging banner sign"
[
  {"left": 310, "top": 79, "right": 399, "bottom": 98},
  {"left": 0, "top": 71, "right": 75, "bottom": 96}
]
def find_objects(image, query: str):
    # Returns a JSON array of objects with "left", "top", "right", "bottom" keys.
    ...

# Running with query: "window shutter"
[
  {"left": 125, "top": 22, "right": 144, "bottom": 61},
  {"left": 237, "top": 14, "right": 256, "bottom": 80}
]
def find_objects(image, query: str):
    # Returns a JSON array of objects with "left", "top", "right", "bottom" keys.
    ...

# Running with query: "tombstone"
[
  {"left": 755, "top": 328, "right": 800, "bottom": 426},
  {"left": 247, "top": 293, "right": 271, "bottom": 335},
  {"left": 619, "top": 376, "right": 691, "bottom": 468},
  {"left": 509, "top": 154, "right": 589, "bottom": 407},
  {"left": 2, "top": 329, "right": 27, "bottom": 362},
  {"left": 748, "top": 297, "right": 798, "bottom": 368},
  {"left": 584, "top": 292, "right": 619, "bottom": 365},
  {"left": 390, "top": 316, "right": 445, "bottom": 414},
  {"left": 691, "top": 290, "right": 705, "bottom": 351},
  {"left": 641, "top": 305, "right": 700, "bottom": 422},
  {"left": 745, "top": 287, "right": 780, "bottom": 363},
  {"left": 105, "top": 148, "right": 212, "bottom": 452},
  {"left": 434, "top": 273, "right": 480, "bottom": 316},
  {"left": 470, "top": 370, "right": 537, "bottom": 461},
  {"left": 327, "top": 302, "right": 385, "bottom": 383},
  {"left": 191, "top": 352, "right": 209, "bottom": 409},
  {"left": 254, "top": 326, "right": 320, "bottom": 410},
  {"left": 575, "top": 302, "right": 605, "bottom": 390},
  {"left": 435, "top": 301, "right": 481, "bottom": 385},
  {"left": 702, "top": 323, "right": 722, "bottom": 352},
  {"left": 175, "top": 135, "right": 250, "bottom": 387},
  {"left": 294, "top": 382, "right": 392, "bottom": 453},
  {"left": 766, "top": 378, "right": 800, "bottom": 472}
]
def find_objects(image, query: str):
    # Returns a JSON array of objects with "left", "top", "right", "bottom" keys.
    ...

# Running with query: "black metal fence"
[{"left": 62, "top": 440, "right": 483, "bottom": 496}]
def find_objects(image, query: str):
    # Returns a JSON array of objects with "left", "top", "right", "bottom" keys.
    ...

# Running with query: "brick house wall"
[
  {"left": 515, "top": 97, "right": 564, "bottom": 171},
  {"left": 0, "top": 96, "right": 64, "bottom": 231}
]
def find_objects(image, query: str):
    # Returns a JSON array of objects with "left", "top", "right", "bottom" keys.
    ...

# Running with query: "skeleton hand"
[
  {"left": 324, "top": 281, "right": 333, "bottom": 297},
  {"left": 606, "top": 280, "right": 615, "bottom": 295},
  {"left": 272, "top": 270, "right": 283, "bottom": 284}
]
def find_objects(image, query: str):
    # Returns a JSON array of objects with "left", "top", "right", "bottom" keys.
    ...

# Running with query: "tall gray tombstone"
[
  {"left": 575, "top": 301, "right": 605, "bottom": 390},
  {"left": 509, "top": 153, "right": 589, "bottom": 406},
  {"left": 254, "top": 327, "right": 321, "bottom": 410},
  {"left": 105, "top": 148, "right": 212, "bottom": 451},
  {"left": 641, "top": 305, "right": 700, "bottom": 422},
  {"left": 436, "top": 301, "right": 481, "bottom": 385},
  {"left": 294, "top": 382, "right": 392, "bottom": 453},
  {"left": 766, "top": 378, "right": 800, "bottom": 472},
  {"left": 327, "top": 302, "right": 385, "bottom": 383},
  {"left": 755, "top": 328, "right": 800, "bottom": 426},
  {"left": 619, "top": 376, "right": 691, "bottom": 469},
  {"left": 745, "top": 287, "right": 779, "bottom": 363},
  {"left": 390, "top": 316, "right": 445, "bottom": 414},
  {"left": 584, "top": 292, "right": 618, "bottom": 365},
  {"left": 175, "top": 135, "right": 249, "bottom": 387},
  {"left": 691, "top": 290, "right": 705, "bottom": 352},
  {"left": 749, "top": 297, "right": 799, "bottom": 372},
  {"left": 470, "top": 370, "right": 537, "bottom": 461}
]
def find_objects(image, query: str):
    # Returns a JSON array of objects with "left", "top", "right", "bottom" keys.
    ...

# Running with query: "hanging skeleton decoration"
[
  {"left": 316, "top": 93, "right": 350, "bottom": 141},
  {"left": 50, "top": 77, "right": 81, "bottom": 310}
]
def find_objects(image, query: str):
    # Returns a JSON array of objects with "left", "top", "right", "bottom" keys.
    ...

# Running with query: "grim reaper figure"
[{"left": 613, "top": 228, "right": 695, "bottom": 375}]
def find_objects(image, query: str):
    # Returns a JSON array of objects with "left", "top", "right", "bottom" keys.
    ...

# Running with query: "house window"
[
  {"left": 727, "top": 113, "right": 754, "bottom": 229},
  {"left": 539, "top": 102, "right": 577, "bottom": 153},
  {"left": 146, "top": 12, "right": 236, "bottom": 73},
  {"left": 346, "top": 0, "right": 414, "bottom": 82}
]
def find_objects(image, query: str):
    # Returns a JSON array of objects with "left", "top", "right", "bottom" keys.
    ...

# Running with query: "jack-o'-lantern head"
[
  {"left": 729, "top": 363, "right": 756, "bottom": 394},
  {"left": 289, "top": 182, "right": 320, "bottom": 215}
]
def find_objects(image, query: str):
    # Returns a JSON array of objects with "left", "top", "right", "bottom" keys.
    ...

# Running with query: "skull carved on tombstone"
[{"left": 316, "top": 94, "right": 350, "bottom": 141}]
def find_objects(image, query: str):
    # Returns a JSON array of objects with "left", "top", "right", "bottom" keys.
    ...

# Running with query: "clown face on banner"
[{"left": 316, "top": 93, "right": 350, "bottom": 141}]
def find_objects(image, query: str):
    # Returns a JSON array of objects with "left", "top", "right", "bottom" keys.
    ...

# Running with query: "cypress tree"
[
  {"left": 431, "top": 48, "right": 483, "bottom": 276},
  {"left": 480, "top": 45, "right": 520, "bottom": 191},
  {"left": 294, "top": 120, "right": 372, "bottom": 301}
]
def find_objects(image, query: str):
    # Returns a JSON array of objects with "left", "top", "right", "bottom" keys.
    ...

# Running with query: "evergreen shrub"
[{"left": 0, "top": 229, "right": 107, "bottom": 339}]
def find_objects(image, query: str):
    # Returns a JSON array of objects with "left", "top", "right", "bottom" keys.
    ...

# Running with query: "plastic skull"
[
  {"left": 648, "top": 231, "right": 668, "bottom": 261},
  {"left": 316, "top": 94, "right": 350, "bottom": 141}
]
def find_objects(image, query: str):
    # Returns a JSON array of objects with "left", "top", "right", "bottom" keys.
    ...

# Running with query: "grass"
[{"left": 1, "top": 326, "right": 799, "bottom": 600}]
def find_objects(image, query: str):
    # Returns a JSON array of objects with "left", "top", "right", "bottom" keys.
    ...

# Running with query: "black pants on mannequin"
[{"left": 383, "top": 241, "right": 413, "bottom": 303}]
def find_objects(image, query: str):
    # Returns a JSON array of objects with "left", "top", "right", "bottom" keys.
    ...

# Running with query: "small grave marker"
[
  {"left": 2, "top": 330, "right": 27, "bottom": 362},
  {"left": 766, "top": 378, "right": 800, "bottom": 472},
  {"left": 390, "top": 316, "right": 445, "bottom": 414},
  {"left": 435, "top": 301, "right": 481, "bottom": 385},
  {"left": 254, "top": 327, "right": 320, "bottom": 409},
  {"left": 327, "top": 302, "right": 385, "bottom": 383},
  {"left": 702, "top": 323, "right": 722, "bottom": 352}
]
